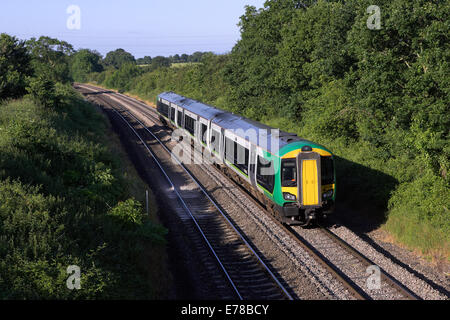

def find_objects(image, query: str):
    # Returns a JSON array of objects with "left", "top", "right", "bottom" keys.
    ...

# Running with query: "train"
[{"left": 156, "top": 92, "right": 335, "bottom": 226}]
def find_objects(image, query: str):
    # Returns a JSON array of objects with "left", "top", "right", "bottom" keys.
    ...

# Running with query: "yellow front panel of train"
[{"left": 302, "top": 160, "right": 319, "bottom": 206}]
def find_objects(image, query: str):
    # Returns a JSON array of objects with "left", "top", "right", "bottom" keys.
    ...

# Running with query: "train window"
[
  {"left": 235, "top": 143, "right": 249, "bottom": 175},
  {"left": 211, "top": 130, "right": 220, "bottom": 152},
  {"left": 170, "top": 107, "right": 175, "bottom": 122},
  {"left": 256, "top": 156, "right": 274, "bottom": 193},
  {"left": 224, "top": 138, "right": 249, "bottom": 176},
  {"left": 281, "top": 159, "right": 297, "bottom": 187},
  {"left": 177, "top": 111, "right": 182, "bottom": 127},
  {"left": 201, "top": 124, "right": 208, "bottom": 144},
  {"left": 184, "top": 115, "right": 195, "bottom": 136},
  {"left": 321, "top": 156, "right": 334, "bottom": 185},
  {"left": 158, "top": 101, "right": 169, "bottom": 117},
  {"left": 225, "top": 137, "right": 234, "bottom": 163}
]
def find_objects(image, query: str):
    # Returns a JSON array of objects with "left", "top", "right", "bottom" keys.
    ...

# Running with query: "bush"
[
  {"left": 385, "top": 170, "right": 449, "bottom": 255},
  {"left": 108, "top": 199, "right": 144, "bottom": 226},
  {"left": 103, "top": 63, "right": 142, "bottom": 92},
  {"left": 0, "top": 33, "right": 32, "bottom": 100},
  {"left": 70, "top": 49, "right": 103, "bottom": 83},
  {"left": 0, "top": 90, "right": 168, "bottom": 299},
  {"left": 26, "top": 75, "right": 58, "bottom": 108}
]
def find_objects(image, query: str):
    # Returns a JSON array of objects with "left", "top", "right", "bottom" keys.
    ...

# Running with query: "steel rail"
[
  {"left": 318, "top": 226, "right": 420, "bottom": 300},
  {"left": 118, "top": 102, "right": 294, "bottom": 301},
  {"left": 112, "top": 106, "right": 243, "bottom": 300}
]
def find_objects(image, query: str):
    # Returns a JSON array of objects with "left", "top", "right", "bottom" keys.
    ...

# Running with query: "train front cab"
[{"left": 278, "top": 146, "right": 335, "bottom": 225}]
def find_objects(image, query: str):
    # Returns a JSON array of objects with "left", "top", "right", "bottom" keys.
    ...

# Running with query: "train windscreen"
[
  {"left": 321, "top": 156, "right": 334, "bottom": 185},
  {"left": 281, "top": 159, "right": 297, "bottom": 187}
]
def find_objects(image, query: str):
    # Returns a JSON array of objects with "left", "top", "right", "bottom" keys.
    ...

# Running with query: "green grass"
[{"left": 0, "top": 88, "right": 170, "bottom": 299}]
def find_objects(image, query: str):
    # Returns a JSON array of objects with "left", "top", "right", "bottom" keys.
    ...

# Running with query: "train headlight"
[
  {"left": 283, "top": 193, "right": 296, "bottom": 201},
  {"left": 323, "top": 190, "right": 333, "bottom": 199}
]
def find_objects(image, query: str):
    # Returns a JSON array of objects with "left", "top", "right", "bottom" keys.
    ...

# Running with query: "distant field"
[
  {"left": 171, "top": 62, "right": 201, "bottom": 68},
  {"left": 137, "top": 62, "right": 201, "bottom": 68}
]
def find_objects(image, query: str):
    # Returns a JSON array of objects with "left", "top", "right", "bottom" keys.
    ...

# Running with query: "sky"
[{"left": 0, "top": 0, "right": 266, "bottom": 58}]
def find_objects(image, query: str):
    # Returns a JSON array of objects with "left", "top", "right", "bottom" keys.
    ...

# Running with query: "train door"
[
  {"left": 199, "top": 118, "right": 208, "bottom": 146},
  {"left": 219, "top": 128, "right": 225, "bottom": 160},
  {"left": 207, "top": 120, "right": 212, "bottom": 150},
  {"left": 249, "top": 144, "right": 257, "bottom": 188},
  {"left": 297, "top": 152, "right": 321, "bottom": 207},
  {"left": 174, "top": 106, "right": 178, "bottom": 127},
  {"left": 177, "top": 109, "right": 183, "bottom": 128},
  {"left": 168, "top": 105, "right": 173, "bottom": 123}
]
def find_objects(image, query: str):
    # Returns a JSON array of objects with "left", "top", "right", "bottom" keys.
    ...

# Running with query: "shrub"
[
  {"left": 0, "top": 33, "right": 32, "bottom": 100},
  {"left": 26, "top": 75, "right": 58, "bottom": 108},
  {"left": 0, "top": 90, "right": 168, "bottom": 299}
]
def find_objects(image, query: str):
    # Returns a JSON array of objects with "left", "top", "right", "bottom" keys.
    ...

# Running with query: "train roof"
[
  {"left": 158, "top": 92, "right": 316, "bottom": 155},
  {"left": 211, "top": 112, "right": 309, "bottom": 154},
  {"left": 159, "top": 91, "right": 225, "bottom": 120}
]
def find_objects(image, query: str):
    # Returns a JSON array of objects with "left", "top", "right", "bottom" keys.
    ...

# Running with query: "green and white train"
[{"left": 157, "top": 92, "right": 335, "bottom": 226}]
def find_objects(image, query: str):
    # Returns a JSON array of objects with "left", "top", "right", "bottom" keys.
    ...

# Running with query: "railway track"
[
  {"left": 287, "top": 225, "right": 420, "bottom": 300},
  {"left": 76, "top": 84, "right": 424, "bottom": 300},
  {"left": 316, "top": 226, "right": 420, "bottom": 299},
  {"left": 76, "top": 84, "right": 293, "bottom": 300}
]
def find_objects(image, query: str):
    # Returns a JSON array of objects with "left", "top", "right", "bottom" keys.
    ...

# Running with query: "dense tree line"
[
  {"left": 224, "top": 0, "right": 449, "bottom": 255},
  {"left": 0, "top": 34, "right": 32, "bottom": 99},
  {"left": 136, "top": 52, "right": 211, "bottom": 66}
]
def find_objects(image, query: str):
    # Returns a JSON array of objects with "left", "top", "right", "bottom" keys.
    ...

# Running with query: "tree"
[
  {"left": 26, "top": 36, "right": 74, "bottom": 84},
  {"left": 26, "top": 74, "right": 58, "bottom": 108},
  {"left": 104, "top": 63, "right": 142, "bottom": 92},
  {"left": 136, "top": 56, "right": 152, "bottom": 65},
  {"left": 189, "top": 51, "right": 205, "bottom": 62},
  {"left": 0, "top": 33, "right": 32, "bottom": 100},
  {"left": 172, "top": 54, "right": 181, "bottom": 63},
  {"left": 103, "top": 49, "right": 136, "bottom": 69},
  {"left": 224, "top": 1, "right": 299, "bottom": 118},
  {"left": 151, "top": 56, "right": 171, "bottom": 68},
  {"left": 180, "top": 54, "right": 189, "bottom": 63},
  {"left": 71, "top": 49, "right": 103, "bottom": 83}
]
